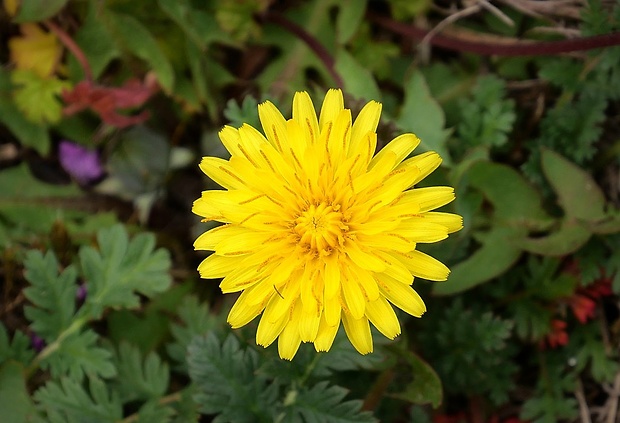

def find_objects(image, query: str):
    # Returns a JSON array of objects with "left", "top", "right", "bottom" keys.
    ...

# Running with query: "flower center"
[{"left": 294, "top": 203, "right": 347, "bottom": 255}]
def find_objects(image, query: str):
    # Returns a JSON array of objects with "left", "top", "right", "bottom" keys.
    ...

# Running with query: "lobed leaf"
[
  {"left": 80, "top": 224, "right": 171, "bottom": 319},
  {"left": 112, "top": 343, "right": 169, "bottom": 402},
  {"left": 23, "top": 251, "right": 77, "bottom": 340}
]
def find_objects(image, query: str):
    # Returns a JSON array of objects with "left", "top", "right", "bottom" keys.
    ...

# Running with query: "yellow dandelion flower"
[{"left": 193, "top": 89, "right": 463, "bottom": 360}]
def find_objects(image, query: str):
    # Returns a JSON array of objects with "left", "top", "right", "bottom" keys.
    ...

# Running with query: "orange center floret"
[{"left": 294, "top": 203, "right": 348, "bottom": 255}]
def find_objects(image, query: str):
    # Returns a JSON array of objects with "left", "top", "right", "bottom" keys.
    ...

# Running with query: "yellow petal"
[
  {"left": 397, "top": 221, "right": 449, "bottom": 243},
  {"left": 299, "top": 307, "right": 321, "bottom": 342},
  {"left": 314, "top": 315, "right": 340, "bottom": 352},
  {"left": 258, "top": 100, "right": 288, "bottom": 152},
  {"left": 404, "top": 151, "right": 442, "bottom": 185},
  {"left": 193, "top": 224, "right": 245, "bottom": 250},
  {"left": 237, "top": 124, "right": 271, "bottom": 169},
  {"left": 197, "top": 254, "right": 241, "bottom": 279},
  {"left": 341, "top": 271, "right": 366, "bottom": 319},
  {"left": 199, "top": 157, "right": 245, "bottom": 190},
  {"left": 344, "top": 241, "right": 386, "bottom": 272},
  {"left": 324, "top": 295, "right": 342, "bottom": 327},
  {"left": 395, "top": 250, "right": 450, "bottom": 281},
  {"left": 323, "top": 256, "right": 341, "bottom": 299},
  {"left": 278, "top": 301, "right": 303, "bottom": 360},
  {"left": 423, "top": 212, "right": 464, "bottom": 233},
  {"left": 342, "top": 313, "right": 373, "bottom": 355},
  {"left": 369, "top": 133, "right": 420, "bottom": 170},
  {"left": 319, "top": 88, "right": 344, "bottom": 130},
  {"left": 398, "top": 187, "right": 455, "bottom": 213},
  {"left": 350, "top": 100, "right": 382, "bottom": 155},
  {"left": 256, "top": 303, "right": 287, "bottom": 347},
  {"left": 293, "top": 91, "right": 319, "bottom": 145},
  {"left": 376, "top": 274, "right": 426, "bottom": 317},
  {"left": 218, "top": 126, "right": 242, "bottom": 157},
  {"left": 374, "top": 251, "right": 413, "bottom": 284},
  {"left": 366, "top": 296, "right": 401, "bottom": 339},
  {"left": 227, "top": 290, "right": 265, "bottom": 328}
]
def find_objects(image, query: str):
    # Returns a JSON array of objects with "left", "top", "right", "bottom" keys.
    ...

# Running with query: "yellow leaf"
[{"left": 9, "top": 23, "right": 62, "bottom": 78}]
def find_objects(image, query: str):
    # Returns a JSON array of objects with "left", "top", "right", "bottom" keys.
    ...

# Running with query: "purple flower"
[
  {"left": 76, "top": 283, "right": 88, "bottom": 302},
  {"left": 30, "top": 333, "right": 46, "bottom": 353},
  {"left": 58, "top": 140, "right": 104, "bottom": 185}
]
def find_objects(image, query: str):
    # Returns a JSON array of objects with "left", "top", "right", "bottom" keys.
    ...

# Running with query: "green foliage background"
[{"left": 1, "top": 0, "right": 620, "bottom": 422}]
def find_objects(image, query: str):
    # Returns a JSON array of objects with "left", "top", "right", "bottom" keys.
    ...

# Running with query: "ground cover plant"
[{"left": 1, "top": 0, "right": 620, "bottom": 422}]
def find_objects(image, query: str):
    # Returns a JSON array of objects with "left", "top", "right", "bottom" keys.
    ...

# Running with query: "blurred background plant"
[{"left": 1, "top": 0, "right": 620, "bottom": 422}]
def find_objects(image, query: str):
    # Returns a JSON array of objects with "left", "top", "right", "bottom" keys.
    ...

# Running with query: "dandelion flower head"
[{"left": 193, "top": 89, "right": 462, "bottom": 359}]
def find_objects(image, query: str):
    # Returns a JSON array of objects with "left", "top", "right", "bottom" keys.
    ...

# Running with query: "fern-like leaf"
[
  {"left": 23, "top": 251, "right": 77, "bottom": 340},
  {"left": 113, "top": 342, "right": 169, "bottom": 402},
  {"left": 282, "top": 381, "right": 376, "bottom": 423},
  {"left": 34, "top": 376, "right": 123, "bottom": 423},
  {"left": 79, "top": 224, "right": 172, "bottom": 319},
  {"left": 188, "top": 333, "right": 278, "bottom": 423},
  {"left": 0, "top": 324, "right": 35, "bottom": 366}
]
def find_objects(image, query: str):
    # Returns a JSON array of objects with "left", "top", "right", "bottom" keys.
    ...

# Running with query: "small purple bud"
[
  {"left": 58, "top": 140, "right": 104, "bottom": 185},
  {"left": 76, "top": 283, "right": 88, "bottom": 302},
  {"left": 30, "top": 333, "right": 46, "bottom": 353}
]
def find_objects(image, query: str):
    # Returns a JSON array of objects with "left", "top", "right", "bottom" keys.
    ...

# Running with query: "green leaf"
[
  {"left": 167, "top": 296, "right": 221, "bottom": 368},
  {"left": 80, "top": 224, "right": 171, "bottom": 319},
  {"left": 113, "top": 343, "right": 169, "bottom": 402},
  {"left": 336, "top": 0, "right": 368, "bottom": 44},
  {"left": 456, "top": 75, "right": 516, "bottom": 152},
  {"left": 518, "top": 219, "right": 592, "bottom": 256},
  {"left": 41, "top": 330, "right": 116, "bottom": 380},
  {"left": 541, "top": 148, "right": 607, "bottom": 221},
  {"left": 396, "top": 70, "right": 452, "bottom": 165},
  {"left": 0, "top": 70, "right": 50, "bottom": 153},
  {"left": 0, "top": 361, "right": 35, "bottom": 423},
  {"left": 188, "top": 333, "right": 277, "bottom": 422},
  {"left": 0, "top": 325, "right": 35, "bottom": 366},
  {"left": 136, "top": 400, "right": 175, "bottom": 423},
  {"left": 335, "top": 48, "right": 381, "bottom": 101},
  {"left": 23, "top": 251, "right": 77, "bottom": 339},
  {"left": 283, "top": 381, "right": 377, "bottom": 423},
  {"left": 13, "top": 0, "right": 68, "bottom": 22},
  {"left": 157, "top": 0, "right": 230, "bottom": 48},
  {"left": 391, "top": 351, "right": 442, "bottom": 408},
  {"left": 433, "top": 227, "right": 523, "bottom": 295},
  {"left": 11, "top": 70, "right": 71, "bottom": 124},
  {"left": 521, "top": 393, "right": 578, "bottom": 423},
  {"left": 104, "top": 12, "right": 174, "bottom": 92},
  {"left": 467, "top": 161, "right": 549, "bottom": 222},
  {"left": 72, "top": 3, "right": 120, "bottom": 80},
  {"left": 34, "top": 376, "right": 123, "bottom": 423}
]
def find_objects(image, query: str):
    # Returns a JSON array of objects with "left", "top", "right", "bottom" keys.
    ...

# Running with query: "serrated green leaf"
[
  {"left": 136, "top": 400, "right": 176, "bottom": 423},
  {"left": 0, "top": 70, "right": 50, "bottom": 153},
  {"left": 392, "top": 351, "right": 442, "bottom": 408},
  {"left": 13, "top": 0, "right": 68, "bottom": 22},
  {"left": 284, "top": 381, "right": 376, "bottom": 423},
  {"left": 157, "top": 0, "right": 230, "bottom": 48},
  {"left": 188, "top": 333, "right": 277, "bottom": 422},
  {"left": 0, "top": 361, "right": 35, "bottom": 423},
  {"left": 80, "top": 224, "right": 171, "bottom": 318},
  {"left": 104, "top": 12, "right": 174, "bottom": 92},
  {"left": 433, "top": 227, "right": 523, "bottom": 295},
  {"left": 41, "top": 330, "right": 116, "bottom": 380},
  {"left": 336, "top": 0, "right": 368, "bottom": 44},
  {"left": 11, "top": 70, "right": 71, "bottom": 124},
  {"left": 0, "top": 324, "right": 35, "bottom": 366},
  {"left": 34, "top": 376, "right": 123, "bottom": 423},
  {"left": 113, "top": 343, "right": 169, "bottom": 402},
  {"left": 167, "top": 296, "right": 220, "bottom": 368},
  {"left": 23, "top": 251, "right": 77, "bottom": 339},
  {"left": 334, "top": 48, "right": 381, "bottom": 101},
  {"left": 396, "top": 70, "right": 452, "bottom": 165},
  {"left": 541, "top": 148, "right": 607, "bottom": 221}
]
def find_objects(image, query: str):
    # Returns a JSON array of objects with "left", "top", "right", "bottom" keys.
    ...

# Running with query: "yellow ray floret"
[{"left": 193, "top": 88, "right": 463, "bottom": 360}]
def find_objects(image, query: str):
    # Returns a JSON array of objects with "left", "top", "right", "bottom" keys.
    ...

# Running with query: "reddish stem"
[
  {"left": 44, "top": 20, "right": 93, "bottom": 81},
  {"left": 370, "top": 13, "right": 620, "bottom": 56},
  {"left": 262, "top": 11, "right": 344, "bottom": 88}
]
